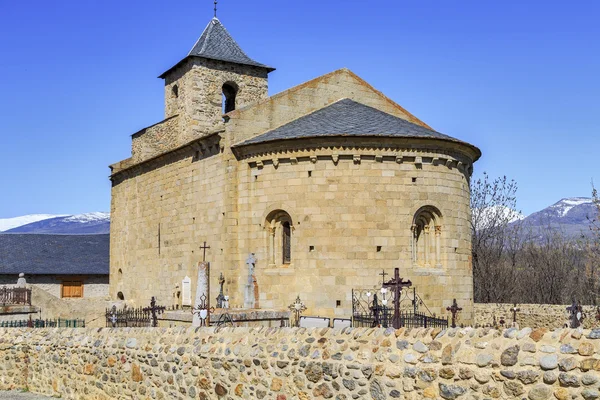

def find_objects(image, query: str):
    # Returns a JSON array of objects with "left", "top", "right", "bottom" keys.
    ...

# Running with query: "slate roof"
[
  {"left": 0, "top": 234, "right": 109, "bottom": 276},
  {"left": 235, "top": 99, "right": 478, "bottom": 153},
  {"left": 160, "top": 18, "right": 274, "bottom": 78}
]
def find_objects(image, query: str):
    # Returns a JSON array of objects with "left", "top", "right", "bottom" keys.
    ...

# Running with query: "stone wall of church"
[
  {"left": 109, "top": 145, "right": 230, "bottom": 308},
  {"left": 2, "top": 326, "right": 600, "bottom": 399},
  {"left": 233, "top": 142, "right": 475, "bottom": 324}
]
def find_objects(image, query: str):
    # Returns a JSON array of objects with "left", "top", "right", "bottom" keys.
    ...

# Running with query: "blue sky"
[{"left": 0, "top": 0, "right": 598, "bottom": 218}]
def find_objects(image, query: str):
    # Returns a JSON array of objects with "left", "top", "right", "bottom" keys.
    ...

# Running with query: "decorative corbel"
[
  {"left": 310, "top": 155, "right": 317, "bottom": 164},
  {"left": 414, "top": 156, "right": 423, "bottom": 168},
  {"left": 353, "top": 155, "right": 361, "bottom": 164},
  {"left": 272, "top": 158, "right": 279, "bottom": 169},
  {"left": 290, "top": 157, "right": 298, "bottom": 165},
  {"left": 446, "top": 159, "right": 454, "bottom": 168},
  {"left": 331, "top": 154, "right": 339, "bottom": 165},
  {"left": 396, "top": 155, "right": 404, "bottom": 164},
  {"left": 375, "top": 155, "right": 383, "bottom": 163},
  {"left": 256, "top": 160, "right": 264, "bottom": 169}
]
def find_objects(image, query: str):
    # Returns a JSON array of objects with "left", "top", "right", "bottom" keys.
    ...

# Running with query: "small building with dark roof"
[
  {"left": 0, "top": 234, "right": 109, "bottom": 299},
  {"left": 109, "top": 15, "right": 481, "bottom": 323}
]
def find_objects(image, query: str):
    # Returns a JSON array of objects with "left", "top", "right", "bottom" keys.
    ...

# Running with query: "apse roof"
[{"left": 235, "top": 99, "right": 479, "bottom": 154}]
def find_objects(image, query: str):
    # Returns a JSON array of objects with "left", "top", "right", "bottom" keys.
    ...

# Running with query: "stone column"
[
  {"left": 192, "top": 261, "right": 209, "bottom": 327},
  {"left": 269, "top": 227, "right": 276, "bottom": 265},
  {"left": 435, "top": 226, "right": 442, "bottom": 267},
  {"left": 423, "top": 226, "right": 430, "bottom": 266},
  {"left": 410, "top": 225, "right": 417, "bottom": 265}
]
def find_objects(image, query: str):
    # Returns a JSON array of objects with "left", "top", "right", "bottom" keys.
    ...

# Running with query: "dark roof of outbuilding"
[
  {"left": 0, "top": 234, "right": 109, "bottom": 276},
  {"left": 235, "top": 99, "right": 479, "bottom": 156},
  {"left": 159, "top": 17, "right": 274, "bottom": 78}
]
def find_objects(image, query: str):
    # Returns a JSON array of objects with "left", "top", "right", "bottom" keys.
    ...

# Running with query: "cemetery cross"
[
  {"left": 382, "top": 268, "right": 412, "bottom": 329},
  {"left": 143, "top": 296, "right": 166, "bottom": 328}
]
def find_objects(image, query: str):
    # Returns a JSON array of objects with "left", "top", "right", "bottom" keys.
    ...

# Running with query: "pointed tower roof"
[{"left": 159, "top": 17, "right": 274, "bottom": 78}]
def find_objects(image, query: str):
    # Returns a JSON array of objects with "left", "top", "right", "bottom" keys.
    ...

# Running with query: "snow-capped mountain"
[
  {"left": 0, "top": 214, "right": 68, "bottom": 232},
  {"left": 1, "top": 212, "right": 110, "bottom": 235},
  {"left": 473, "top": 206, "right": 525, "bottom": 231},
  {"left": 514, "top": 198, "right": 598, "bottom": 239}
]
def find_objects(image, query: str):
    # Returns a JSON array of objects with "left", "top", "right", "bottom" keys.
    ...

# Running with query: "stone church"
[{"left": 109, "top": 16, "right": 481, "bottom": 323}]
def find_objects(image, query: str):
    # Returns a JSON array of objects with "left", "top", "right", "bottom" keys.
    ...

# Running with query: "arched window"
[
  {"left": 411, "top": 206, "right": 443, "bottom": 267},
  {"left": 265, "top": 210, "right": 293, "bottom": 266},
  {"left": 282, "top": 221, "right": 291, "bottom": 264},
  {"left": 222, "top": 82, "right": 238, "bottom": 114}
]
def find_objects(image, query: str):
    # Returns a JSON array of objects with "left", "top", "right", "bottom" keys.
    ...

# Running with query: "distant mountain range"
[
  {"left": 0, "top": 212, "right": 110, "bottom": 235},
  {"left": 514, "top": 197, "right": 598, "bottom": 240}
]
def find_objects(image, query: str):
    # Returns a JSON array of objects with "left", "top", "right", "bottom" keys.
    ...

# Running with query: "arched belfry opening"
[
  {"left": 265, "top": 210, "right": 293, "bottom": 266},
  {"left": 222, "top": 82, "right": 238, "bottom": 114},
  {"left": 411, "top": 206, "right": 443, "bottom": 268}
]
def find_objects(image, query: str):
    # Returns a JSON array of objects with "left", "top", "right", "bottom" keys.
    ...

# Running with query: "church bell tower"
[{"left": 159, "top": 17, "right": 275, "bottom": 137}]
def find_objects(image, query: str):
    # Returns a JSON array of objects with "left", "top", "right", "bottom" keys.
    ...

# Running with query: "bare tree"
[{"left": 470, "top": 173, "right": 522, "bottom": 303}]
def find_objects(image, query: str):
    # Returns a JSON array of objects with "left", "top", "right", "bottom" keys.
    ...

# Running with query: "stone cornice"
[
  {"left": 231, "top": 136, "right": 480, "bottom": 164},
  {"left": 235, "top": 139, "right": 475, "bottom": 176}
]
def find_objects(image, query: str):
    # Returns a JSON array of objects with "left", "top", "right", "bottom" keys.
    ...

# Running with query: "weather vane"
[{"left": 214, "top": 0, "right": 218, "bottom": 18}]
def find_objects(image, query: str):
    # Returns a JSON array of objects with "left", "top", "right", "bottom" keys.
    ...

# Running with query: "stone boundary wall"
[
  {"left": 1, "top": 327, "right": 600, "bottom": 399},
  {"left": 475, "top": 303, "right": 600, "bottom": 330}
]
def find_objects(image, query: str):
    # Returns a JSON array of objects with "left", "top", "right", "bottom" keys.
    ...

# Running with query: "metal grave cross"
[
  {"left": 446, "top": 299, "right": 463, "bottom": 328},
  {"left": 567, "top": 301, "right": 584, "bottom": 328},
  {"left": 199, "top": 241, "right": 211, "bottom": 262},
  {"left": 379, "top": 269, "right": 388, "bottom": 286},
  {"left": 216, "top": 272, "right": 226, "bottom": 308},
  {"left": 511, "top": 303, "right": 520, "bottom": 325},
  {"left": 143, "top": 296, "right": 166, "bottom": 327},
  {"left": 382, "top": 267, "right": 412, "bottom": 329}
]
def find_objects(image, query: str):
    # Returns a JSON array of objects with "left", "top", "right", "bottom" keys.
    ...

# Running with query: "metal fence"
[
  {"left": 106, "top": 306, "right": 152, "bottom": 327},
  {"left": 352, "top": 288, "right": 448, "bottom": 329},
  {"left": 0, "top": 318, "right": 85, "bottom": 328},
  {"left": 0, "top": 287, "right": 32, "bottom": 306}
]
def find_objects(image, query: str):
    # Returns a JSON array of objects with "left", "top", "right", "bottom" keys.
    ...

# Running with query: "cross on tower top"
[{"left": 214, "top": 0, "right": 218, "bottom": 17}]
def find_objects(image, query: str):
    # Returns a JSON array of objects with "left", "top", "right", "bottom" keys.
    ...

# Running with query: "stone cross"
[
  {"left": 244, "top": 253, "right": 257, "bottom": 309},
  {"left": 192, "top": 261, "right": 210, "bottom": 327}
]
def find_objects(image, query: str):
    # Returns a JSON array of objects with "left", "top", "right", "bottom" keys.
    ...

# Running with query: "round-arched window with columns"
[
  {"left": 411, "top": 206, "right": 443, "bottom": 268},
  {"left": 265, "top": 210, "right": 293, "bottom": 266}
]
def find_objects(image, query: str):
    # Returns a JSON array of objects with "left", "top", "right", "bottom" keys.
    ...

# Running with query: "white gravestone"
[
  {"left": 244, "top": 254, "right": 256, "bottom": 309},
  {"left": 192, "top": 262, "right": 209, "bottom": 327},
  {"left": 182, "top": 276, "right": 192, "bottom": 307}
]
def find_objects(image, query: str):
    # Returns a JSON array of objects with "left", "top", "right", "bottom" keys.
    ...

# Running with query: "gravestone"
[
  {"left": 182, "top": 276, "right": 191, "bottom": 307},
  {"left": 192, "top": 262, "right": 210, "bottom": 327},
  {"left": 299, "top": 316, "right": 330, "bottom": 328},
  {"left": 244, "top": 254, "right": 257, "bottom": 309}
]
